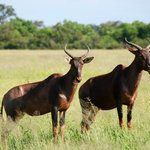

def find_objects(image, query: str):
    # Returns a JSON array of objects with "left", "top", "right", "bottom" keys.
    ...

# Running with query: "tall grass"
[{"left": 0, "top": 50, "right": 150, "bottom": 150}]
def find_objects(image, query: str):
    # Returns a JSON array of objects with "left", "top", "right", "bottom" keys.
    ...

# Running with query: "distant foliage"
[
  {"left": 0, "top": 4, "right": 16, "bottom": 24},
  {"left": 0, "top": 4, "right": 150, "bottom": 49}
]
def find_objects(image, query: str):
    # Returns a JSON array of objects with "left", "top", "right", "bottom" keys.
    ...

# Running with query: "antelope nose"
[{"left": 76, "top": 76, "right": 82, "bottom": 82}]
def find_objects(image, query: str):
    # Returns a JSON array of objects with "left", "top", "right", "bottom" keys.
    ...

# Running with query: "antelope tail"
[{"left": 0, "top": 102, "right": 4, "bottom": 121}]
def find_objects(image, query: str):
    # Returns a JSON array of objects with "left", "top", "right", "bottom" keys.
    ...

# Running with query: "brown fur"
[
  {"left": 79, "top": 40, "right": 150, "bottom": 134},
  {"left": 0, "top": 48, "right": 94, "bottom": 146}
]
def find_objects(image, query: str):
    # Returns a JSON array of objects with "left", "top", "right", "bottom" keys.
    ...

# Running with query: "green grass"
[{"left": 0, "top": 49, "right": 150, "bottom": 150}]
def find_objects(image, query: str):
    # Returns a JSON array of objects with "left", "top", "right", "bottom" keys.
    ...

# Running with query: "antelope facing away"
[
  {"left": 0, "top": 45, "right": 94, "bottom": 146},
  {"left": 79, "top": 38, "right": 150, "bottom": 134}
]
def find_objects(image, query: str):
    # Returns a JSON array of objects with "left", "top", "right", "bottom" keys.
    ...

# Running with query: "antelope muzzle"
[{"left": 76, "top": 76, "right": 82, "bottom": 82}]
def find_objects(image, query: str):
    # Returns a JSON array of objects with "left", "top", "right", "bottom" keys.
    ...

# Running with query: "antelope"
[
  {"left": 0, "top": 45, "right": 94, "bottom": 146},
  {"left": 79, "top": 38, "right": 150, "bottom": 134}
]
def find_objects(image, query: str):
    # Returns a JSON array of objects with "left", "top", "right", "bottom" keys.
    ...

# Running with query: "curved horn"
[
  {"left": 81, "top": 45, "right": 90, "bottom": 59},
  {"left": 64, "top": 44, "right": 74, "bottom": 58},
  {"left": 125, "top": 38, "right": 142, "bottom": 51}
]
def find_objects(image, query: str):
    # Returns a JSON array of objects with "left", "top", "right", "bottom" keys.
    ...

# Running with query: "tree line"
[{"left": 0, "top": 4, "right": 150, "bottom": 49}]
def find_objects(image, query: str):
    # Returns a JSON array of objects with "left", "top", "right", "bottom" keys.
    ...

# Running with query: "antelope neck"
[{"left": 125, "top": 57, "right": 143, "bottom": 93}]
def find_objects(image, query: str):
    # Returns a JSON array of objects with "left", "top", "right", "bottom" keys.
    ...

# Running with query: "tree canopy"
[
  {"left": 0, "top": 4, "right": 16, "bottom": 24},
  {"left": 0, "top": 4, "right": 150, "bottom": 49}
]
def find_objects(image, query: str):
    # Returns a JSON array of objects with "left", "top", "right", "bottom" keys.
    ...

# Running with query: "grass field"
[{"left": 0, "top": 49, "right": 150, "bottom": 150}]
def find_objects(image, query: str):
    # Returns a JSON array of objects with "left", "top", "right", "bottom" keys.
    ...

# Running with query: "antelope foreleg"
[
  {"left": 51, "top": 106, "right": 58, "bottom": 144},
  {"left": 117, "top": 99, "right": 124, "bottom": 129},
  {"left": 127, "top": 104, "right": 134, "bottom": 129},
  {"left": 88, "top": 105, "right": 99, "bottom": 129},
  {"left": 59, "top": 111, "right": 66, "bottom": 143},
  {"left": 80, "top": 98, "right": 92, "bottom": 134}
]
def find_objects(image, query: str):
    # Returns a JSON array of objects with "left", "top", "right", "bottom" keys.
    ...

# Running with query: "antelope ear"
[
  {"left": 83, "top": 57, "right": 94, "bottom": 64},
  {"left": 127, "top": 47, "right": 140, "bottom": 55},
  {"left": 64, "top": 56, "right": 71, "bottom": 63}
]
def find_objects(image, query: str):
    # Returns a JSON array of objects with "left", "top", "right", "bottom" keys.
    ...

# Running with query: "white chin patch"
[{"left": 59, "top": 94, "right": 67, "bottom": 99}]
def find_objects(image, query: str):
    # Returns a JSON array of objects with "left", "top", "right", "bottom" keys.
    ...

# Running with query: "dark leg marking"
[
  {"left": 117, "top": 99, "right": 124, "bottom": 129},
  {"left": 59, "top": 111, "right": 66, "bottom": 143},
  {"left": 51, "top": 106, "right": 58, "bottom": 144},
  {"left": 127, "top": 104, "right": 134, "bottom": 129}
]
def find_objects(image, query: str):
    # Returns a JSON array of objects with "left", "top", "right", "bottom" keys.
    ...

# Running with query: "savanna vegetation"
[
  {"left": 0, "top": 50, "right": 150, "bottom": 150},
  {"left": 0, "top": 4, "right": 150, "bottom": 50},
  {"left": 0, "top": 2, "right": 150, "bottom": 150}
]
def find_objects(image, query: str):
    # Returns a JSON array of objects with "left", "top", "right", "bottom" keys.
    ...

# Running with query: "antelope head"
[
  {"left": 125, "top": 38, "right": 150, "bottom": 73},
  {"left": 64, "top": 45, "right": 94, "bottom": 82}
]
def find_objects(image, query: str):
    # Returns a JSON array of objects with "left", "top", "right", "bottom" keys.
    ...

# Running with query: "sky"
[{"left": 0, "top": 0, "right": 150, "bottom": 26}]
